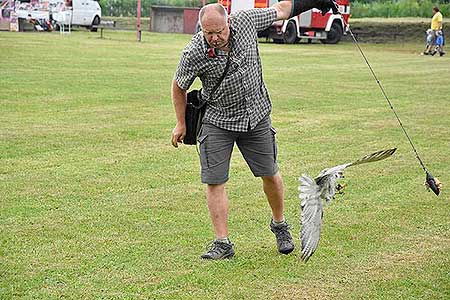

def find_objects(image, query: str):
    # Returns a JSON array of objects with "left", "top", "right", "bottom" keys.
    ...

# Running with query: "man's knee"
[
  {"left": 207, "top": 183, "right": 226, "bottom": 193},
  {"left": 262, "top": 172, "right": 282, "bottom": 185}
]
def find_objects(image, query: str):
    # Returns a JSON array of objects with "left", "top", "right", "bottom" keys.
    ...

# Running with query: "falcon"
[{"left": 299, "top": 148, "right": 397, "bottom": 262}]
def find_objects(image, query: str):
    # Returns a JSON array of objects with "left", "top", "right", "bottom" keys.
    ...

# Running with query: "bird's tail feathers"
[{"left": 350, "top": 148, "right": 397, "bottom": 167}]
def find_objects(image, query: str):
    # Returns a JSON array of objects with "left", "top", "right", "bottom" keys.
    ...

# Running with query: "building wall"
[{"left": 150, "top": 6, "right": 199, "bottom": 34}]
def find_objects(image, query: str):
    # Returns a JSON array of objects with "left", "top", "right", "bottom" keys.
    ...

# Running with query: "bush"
[
  {"left": 351, "top": 0, "right": 450, "bottom": 18},
  {"left": 98, "top": 0, "right": 450, "bottom": 18}
]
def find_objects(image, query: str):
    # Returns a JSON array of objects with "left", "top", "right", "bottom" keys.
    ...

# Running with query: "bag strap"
[
  {"left": 209, "top": 53, "right": 231, "bottom": 100},
  {"left": 208, "top": 28, "right": 233, "bottom": 100}
]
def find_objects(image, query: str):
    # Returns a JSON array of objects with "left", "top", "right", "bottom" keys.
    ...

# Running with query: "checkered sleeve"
[
  {"left": 243, "top": 8, "right": 278, "bottom": 32},
  {"left": 174, "top": 50, "right": 198, "bottom": 91}
]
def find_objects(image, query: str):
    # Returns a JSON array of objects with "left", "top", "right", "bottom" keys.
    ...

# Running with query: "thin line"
[{"left": 344, "top": 21, "right": 428, "bottom": 173}]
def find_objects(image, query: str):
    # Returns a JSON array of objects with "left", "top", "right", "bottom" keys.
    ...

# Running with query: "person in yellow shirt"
[
  {"left": 431, "top": 6, "right": 443, "bottom": 31},
  {"left": 428, "top": 6, "right": 445, "bottom": 55}
]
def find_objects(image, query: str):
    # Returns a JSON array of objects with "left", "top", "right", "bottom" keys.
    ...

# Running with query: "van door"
[
  {"left": 71, "top": 0, "right": 83, "bottom": 25},
  {"left": 73, "top": 0, "right": 94, "bottom": 26},
  {"left": 85, "top": 1, "right": 97, "bottom": 25}
]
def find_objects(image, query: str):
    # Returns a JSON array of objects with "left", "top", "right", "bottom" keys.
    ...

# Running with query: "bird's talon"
[{"left": 336, "top": 183, "right": 347, "bottom": 194}]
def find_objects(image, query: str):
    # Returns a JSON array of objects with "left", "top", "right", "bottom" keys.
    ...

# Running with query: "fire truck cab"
[{"left": 217, "top": 0, "right": 350, "bottom": 44}]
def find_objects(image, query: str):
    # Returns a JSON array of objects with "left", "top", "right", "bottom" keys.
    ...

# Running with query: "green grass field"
[{"left": 1, "top": 30, "right": 449, "bottom": 299}]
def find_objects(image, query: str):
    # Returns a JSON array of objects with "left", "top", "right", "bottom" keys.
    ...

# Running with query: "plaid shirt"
[{"left": 174, "top": 8, "right": 277, "bottom": 132}]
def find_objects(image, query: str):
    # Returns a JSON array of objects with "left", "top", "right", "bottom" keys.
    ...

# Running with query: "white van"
[
  {"left": 51, "top": 0, "right": 102, "bottom": 31},
  {"left": 15, "top": 0, "right": 101, "bottom": 31}
]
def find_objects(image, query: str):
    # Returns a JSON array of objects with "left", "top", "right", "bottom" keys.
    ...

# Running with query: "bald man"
[{"left": 171, "top": 0, "right": 337, "bottom": 260}]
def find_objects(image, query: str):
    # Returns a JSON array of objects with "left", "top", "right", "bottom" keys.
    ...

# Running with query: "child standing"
[
  {"left": 431, "top": 30, "right": 445, "bottom": 56},
  {"left": 423, "top": 29, "right": 434, "bottom": 55}
]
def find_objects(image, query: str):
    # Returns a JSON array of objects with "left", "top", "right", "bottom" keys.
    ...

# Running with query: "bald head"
[
  {"left": 199, "top": 4, "right": 228, "bottom": 28},
  {"left": 199, "top": 4, "right": 230, "bottom": 50}
]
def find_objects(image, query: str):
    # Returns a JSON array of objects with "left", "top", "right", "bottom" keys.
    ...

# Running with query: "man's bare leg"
[
  {"left": 206, "top": 183, "right": 229, "bottom": 239},
  {"left": 201, "top": 183, "right": 235, "bottom": 260},
  {"left": 262, "top": 172, "right": 284, "bottom": 222},
  {"left": 262, "top": 172, "right": 295, "bottom": 254}
]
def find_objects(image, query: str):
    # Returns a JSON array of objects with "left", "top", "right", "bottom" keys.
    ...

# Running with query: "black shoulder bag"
[{"left": 183, "top": 53, "right": 231, "bottom": 145}]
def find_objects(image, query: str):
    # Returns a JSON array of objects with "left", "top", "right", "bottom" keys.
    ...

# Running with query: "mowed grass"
[{"left": 0, "top": 30, "right": 449, "bottom": 299}]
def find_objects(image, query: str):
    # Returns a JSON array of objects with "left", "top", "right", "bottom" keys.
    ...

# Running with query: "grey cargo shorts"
[{"left": 197, "top": 115, "right": 279, "bottom": 184}]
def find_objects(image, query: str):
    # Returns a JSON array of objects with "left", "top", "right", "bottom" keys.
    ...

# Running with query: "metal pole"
[{"left": 137, "top": 0, "right": 141, "bottom": 42}]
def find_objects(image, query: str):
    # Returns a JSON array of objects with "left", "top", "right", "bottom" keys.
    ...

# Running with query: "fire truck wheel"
[
  {"left": 321, "top": 21, "right": 343, "bottom": 44},
  {"left": 284, "top": 21, "right": 299, "bottom": 44},
  {"left": 273, "top": 38, "right": 284, "bottom": 44}
]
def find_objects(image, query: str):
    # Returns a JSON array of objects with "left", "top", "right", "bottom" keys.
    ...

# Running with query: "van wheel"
[
  {"left": 90, "top": 16, "right": 100, "bottom": 32},
  {"left": 284, "top": 21, "right": 299, "bottom": 44},
  {"left": 321, "top": 21, "right": 343, "bottom": 44}
]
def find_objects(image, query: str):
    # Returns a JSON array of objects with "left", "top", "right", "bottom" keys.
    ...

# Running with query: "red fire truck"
[{"left": 217, "top": 0, "right": 350, "bottom": 44}]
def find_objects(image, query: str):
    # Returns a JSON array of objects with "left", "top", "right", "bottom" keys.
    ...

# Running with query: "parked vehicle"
[
  {"left": 15, "top": 0, "right": 101, "bottom": 31},
  {"left": 217, "top": 0, "right": 350, "bottom": 44},
  {"left": 52, "top": 0, "right": 101, "bottom": 31}
]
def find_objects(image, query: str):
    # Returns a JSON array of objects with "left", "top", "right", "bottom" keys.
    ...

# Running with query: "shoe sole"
[
  {"left": 222, "top": 252, "right": 235, "bottom": 259},
  {"left": 201, "top": 251, "right": 235, "bottom": 260},
  {"left": 279, "top": 247, "right": 294, "bottom": 255}
]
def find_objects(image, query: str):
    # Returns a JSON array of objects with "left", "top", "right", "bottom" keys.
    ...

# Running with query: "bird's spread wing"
[
  {"left": 299, "top": 174, "right": 322, "bottom": 262},
  {"left": 299, "top": 148, "right": 397, "bottom": 262},
  {"left": 299, "top": 165, "right": 349, "bottom": 262}
]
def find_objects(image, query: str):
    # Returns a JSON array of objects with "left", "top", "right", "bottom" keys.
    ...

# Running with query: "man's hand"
[
  {"left": 278, "top": 0, "right": 339, "bottom": 18},
  {"left": 171, "top": 122, "right": 186, "bottom": 148},
  {"left": 319, "top": 0, "right": 339, "bottom": 16},
  {"left": 171, "top": 80, "right": 188, "bottom": 148}
]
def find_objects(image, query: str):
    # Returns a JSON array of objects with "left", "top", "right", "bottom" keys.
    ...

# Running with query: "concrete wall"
[{"left": 150, "top": 6, "right": 199, "bottom": 34}]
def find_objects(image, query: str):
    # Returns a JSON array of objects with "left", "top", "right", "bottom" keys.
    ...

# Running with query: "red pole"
[{"left": 137, "top": 0, "right": 141, "bottom": 42}]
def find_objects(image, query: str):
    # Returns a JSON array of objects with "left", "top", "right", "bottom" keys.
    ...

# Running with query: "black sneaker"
[
  {"left": 440, "top": 52, "right": 445, "bottom": 57},
  {"left": 270, "top": 219, "right": 295, "bottom": 254},
  {"left": 201, "top": 240, "right": 235, "bottom": 260}
]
